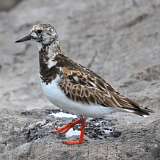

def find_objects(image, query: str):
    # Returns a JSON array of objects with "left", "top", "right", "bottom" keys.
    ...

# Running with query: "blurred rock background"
[
  {"left": 0, "top": 0, "right": 160, "bottom": 159},
  {"left": 0, "top": 0, "right": 22, "bottom": 11}
]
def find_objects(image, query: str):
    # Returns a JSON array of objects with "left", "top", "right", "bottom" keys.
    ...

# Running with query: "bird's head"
[{"left": 16, "top": 24, "right": 58, "bottom": 46}]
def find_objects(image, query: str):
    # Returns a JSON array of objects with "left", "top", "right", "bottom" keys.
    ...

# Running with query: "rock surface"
[
  {"left": 0, "top": 0, "right": 160, "bottom": 159},
  {"left": 0, "top": 0, "right": 22, "bottom": 11}
]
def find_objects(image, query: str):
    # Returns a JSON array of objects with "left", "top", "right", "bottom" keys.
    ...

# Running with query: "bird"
[{"left": 16, "top": 24, "right": 153, "bottom": 145}]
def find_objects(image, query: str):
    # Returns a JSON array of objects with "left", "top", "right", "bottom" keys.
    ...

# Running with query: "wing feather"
[{"left": 55, "top": 54, "right": 152, "bottom": 116}]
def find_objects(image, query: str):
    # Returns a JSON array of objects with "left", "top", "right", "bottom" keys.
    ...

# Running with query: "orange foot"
[
  {"left": 63, "top": 140, "right": 84, "bottom": 145},
  {"left": 54, "top": 119, "right": 81, "bottom": 134},
  {"left": 54, "top": 117, "right": 86, "bottom": 145}
]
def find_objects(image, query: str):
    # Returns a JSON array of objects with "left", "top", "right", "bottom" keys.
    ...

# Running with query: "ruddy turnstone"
[{"left": 16, "top": 24, "right": 153, "bottom": 145}]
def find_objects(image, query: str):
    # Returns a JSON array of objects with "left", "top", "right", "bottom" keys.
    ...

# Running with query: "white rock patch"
[{"left": 49, "top": 111, "right": 77, "bottom": 119}]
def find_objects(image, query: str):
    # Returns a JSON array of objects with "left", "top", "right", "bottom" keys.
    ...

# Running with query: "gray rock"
[
  {"left": 0, "top": 109, "right": 160, "bottom": 160},
  {"left": 0, "top": 0, "right": 160, "bottom": 159},
  {"left": 0, "top": 0, "right": 22, "bottom": 11}
]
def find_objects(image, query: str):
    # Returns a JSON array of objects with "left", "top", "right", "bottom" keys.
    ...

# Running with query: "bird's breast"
[{"left": 40, "top": 76, "right": 114, "bottom": 117}]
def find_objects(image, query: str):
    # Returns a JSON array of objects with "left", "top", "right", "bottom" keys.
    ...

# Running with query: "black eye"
[{"left": 37, "top": 30, "right": 42, "bottom": 33}]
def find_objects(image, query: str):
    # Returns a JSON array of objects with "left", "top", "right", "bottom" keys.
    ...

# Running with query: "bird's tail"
[
  {"left": 113, "top": 93, "right": 154, "bottom": 117},
  {"left": 110, "top": 92, "right": 153, "bottom": 117},
  {"left": 123, "top": 98, "right": 154, "bottom": 117},
  {"left": 133, "top": 107, "right": 153, "bottom": 117}
]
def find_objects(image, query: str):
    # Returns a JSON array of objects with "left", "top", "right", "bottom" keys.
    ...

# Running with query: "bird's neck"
[
  {"left": 49, "top": 40, "right": 61, "bottom": 56},
  {"left": 42, "top": 40, "right": 61, "bottom": 57},
  {"left": 39, "top": 40, "right": 61, "bottom": 84}
]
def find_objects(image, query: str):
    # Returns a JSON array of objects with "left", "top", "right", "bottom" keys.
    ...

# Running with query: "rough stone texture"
[{"left": 0, "top": 0, "right": 160, "bottom": 159}]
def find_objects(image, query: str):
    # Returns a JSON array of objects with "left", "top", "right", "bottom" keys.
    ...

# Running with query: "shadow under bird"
[{"left": 16, "top": 24, "right": 153, "bottom": 145}]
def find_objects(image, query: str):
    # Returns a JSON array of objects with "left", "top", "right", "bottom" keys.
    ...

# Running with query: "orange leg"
[
  {"left": 54, "top": 118, "right": 81, "bottom": 134},
  {"left": 63, "top": 117, "right": 86, "bottom": 145}
]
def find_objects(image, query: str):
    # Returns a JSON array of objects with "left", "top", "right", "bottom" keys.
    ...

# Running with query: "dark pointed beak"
[{"left": 15, "top": 34, "right": 32, "bottom": 43}]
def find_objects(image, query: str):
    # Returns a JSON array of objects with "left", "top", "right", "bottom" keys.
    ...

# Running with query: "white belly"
[{"left": 40, "top": 77, "right": 114, "bottom": 118}]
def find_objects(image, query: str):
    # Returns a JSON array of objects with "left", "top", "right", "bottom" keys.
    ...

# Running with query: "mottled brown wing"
[
  {"left": 55, "top": 54, "right": 152, "bottom": 116},
  {"left": 59, "top": 67, "right": 128, "bottom": 107},
  {"left": 59, "top": 77, "right": 152, "bottom": 116},
  {"left": 59, "top": 78, "right": 119, "bottom": 107},
  {"left": 55, "top": 54, "right": 119, "bottom": 94}
]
